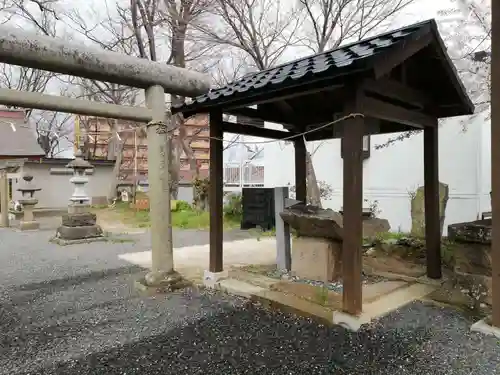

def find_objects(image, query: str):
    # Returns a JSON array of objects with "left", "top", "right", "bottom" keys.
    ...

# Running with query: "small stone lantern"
[
  {"left": 66, "top": 149, "right": 92, "bottom": 214},
  {"left": 52, "top": 149, "right": 104, "bottom": 245},
  {"left": 17, "top": 174, "right": 41, "bottom": 230}
]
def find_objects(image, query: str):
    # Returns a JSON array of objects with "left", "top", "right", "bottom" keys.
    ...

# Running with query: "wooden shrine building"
[{"left": 172, "top": 19, "right": 474, "bottom": 315}]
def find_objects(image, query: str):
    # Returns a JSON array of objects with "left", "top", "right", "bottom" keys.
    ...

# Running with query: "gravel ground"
[{"left": 0, "top": 227, "right": 499, "bottom": 375}]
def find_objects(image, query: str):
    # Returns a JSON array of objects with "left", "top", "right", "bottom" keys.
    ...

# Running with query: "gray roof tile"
[
  {"left": 0, "top": 109, "right": 45, "bottom": 158},
  {"left": 173, "top": 20, "right": 436, "bottom": 115}
]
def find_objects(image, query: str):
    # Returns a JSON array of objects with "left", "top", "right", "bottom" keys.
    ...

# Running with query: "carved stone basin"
[
  {"left": 279, "top": 204, "right": 344, "bottom": 241},
  {"left": 279, "top": 203, "right": 390, "bottom": 241}
]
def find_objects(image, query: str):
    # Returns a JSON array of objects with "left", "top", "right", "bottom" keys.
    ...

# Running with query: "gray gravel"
[{"left": 0, "top": 227, "right": 499, "bottom": 374}]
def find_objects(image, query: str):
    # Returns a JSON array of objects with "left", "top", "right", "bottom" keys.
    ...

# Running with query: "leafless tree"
[
  {"left": 294, "top": 0, "right": 416, "bottom": 205},
  {"left": 375, "top": 0, "right": 490, "bottom": 149},
  {"left": 66, "top": 0, "right": 215, "bottom": 198},
  {"left": 0, "top": 0, "right": 72, "bottom": 156},
  {"left": 298, "top": 0, "right": 414, "bottom": 53},
  {"left": 203, "top": 0, "right": 415, "bottom": 206},
  {"left": 34, "top": 110, "right": 73, "bottom": 157}
]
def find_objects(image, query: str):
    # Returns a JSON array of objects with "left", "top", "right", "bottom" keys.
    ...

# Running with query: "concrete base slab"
[
  {"left": 50, "top": 236, "right": 107, "bottom": 246},
  {"left": 470, "top": 317, "right": 500, "bottom": 338},
  {"left": 19, "top": 221, "right": 39, "bottom": 231},
  {"left": 203, "top": 270, "right": 228, "bottom": 288},
  {"left": 218, "top": 279, "right": 266, "bottom": 298},
  {"left": 333, "top": 283, "right": 437, "bottom": 331},
  {"left": 332, "top": 311, "right": 370, "bottom": 331},
  {"left": 362, "top": 283, "right": 437, "bottom": 320}
]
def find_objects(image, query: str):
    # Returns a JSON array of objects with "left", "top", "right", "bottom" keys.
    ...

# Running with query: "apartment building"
[{"left": 74, "top": 114, "right": 210, "bottom": 183}]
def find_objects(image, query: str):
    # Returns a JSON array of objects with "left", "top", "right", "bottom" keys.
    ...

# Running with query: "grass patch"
[{"left": 105, "top": 202, "right": 241, "bottom": 230}]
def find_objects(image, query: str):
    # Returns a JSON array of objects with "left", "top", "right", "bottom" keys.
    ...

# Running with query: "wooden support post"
[
  {"left": 491, "top": 0, "right": 500, "bottom": 327},
  {"left": 342, "top": 99, "right": 364, "bottom": 315},
  {"left": 424, "top": 124, "right": 442, "bottom": 279},
  {"left": 294, "top": 137, "right": 307, "bottom": 203},
  {"left": 209, "top": 110, "right": 224, "bottom": 273}
]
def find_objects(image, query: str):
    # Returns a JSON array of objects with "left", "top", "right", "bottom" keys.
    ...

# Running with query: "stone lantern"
[
  {"left": 17, "top": 173, "right": 41, "bottom": 230},
  {"left": 66, "top": 149, "right": 92, "bottom": 213},
  {"left": 52, "top": 149, "right": 104, "bottom": 244}
]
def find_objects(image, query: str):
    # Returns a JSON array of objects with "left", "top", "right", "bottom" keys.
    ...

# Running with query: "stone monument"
[
  {"left": 16, "top": 174, "right": 41, "bottom": 230},
  {"left": 52, "top": 149, "right": 104, "bottom": 244},
  {"left": 411, "top": 182, "right": 449, "bottom": 237}
]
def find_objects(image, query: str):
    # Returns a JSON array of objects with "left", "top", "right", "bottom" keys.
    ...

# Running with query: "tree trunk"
[{"left": 306, "top": 151, "right": 322, "bottom": 207}]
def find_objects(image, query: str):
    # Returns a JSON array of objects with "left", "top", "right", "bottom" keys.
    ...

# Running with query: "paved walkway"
[
  {"left": 118, "top": 237, "right": 276, "bottom": 271},
  {"left": 0, "top": 227, "right": 499, "bottom": 374}
]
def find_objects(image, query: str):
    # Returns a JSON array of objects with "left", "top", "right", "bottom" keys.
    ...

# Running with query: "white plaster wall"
[
  {"left": 263, "top": 116, "right": 485, "bottom": 235},
  {"left": 479, "top": 114, "right": 492, "bottom": 214},
  {"left": 10, "top": 163, "right": 114, "bottom": 209}
]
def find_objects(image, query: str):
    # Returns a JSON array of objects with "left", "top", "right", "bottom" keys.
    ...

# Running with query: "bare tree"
[
  {"left": 64, "top": 5, "right": 144, "bottom": 200},
  {"left": 202, "top": 0, "right": 303, "bottom": 71},
  {"left": 34, "top": 110, "right": 73, "bottom": 156},
  {"left": 0, "top": 0, "right": 72, "bottom": 155},
  {"left": 298, "top": 0, "right": 414, "bottom": 53},
  {"left": 293, "top": 0, "right": 415, "bottom": 205},
  {"left": 67, "top": 0, "right": 214, "bottom": 198},
  {"left": 375, "top": 0, "right": 490, "bottom": 149}
]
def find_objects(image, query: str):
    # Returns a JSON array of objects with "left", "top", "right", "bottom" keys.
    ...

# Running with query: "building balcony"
[{"left": 223, "top": 161, "right": 264, "bottom": 188}]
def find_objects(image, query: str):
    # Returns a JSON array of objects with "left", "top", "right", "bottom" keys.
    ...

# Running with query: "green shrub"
[
  {"left": 171, "top": 200, "right": 192, "bottom": 212},
  {"left": 223, "top": 193, "right": 242, "bottom": 221}
]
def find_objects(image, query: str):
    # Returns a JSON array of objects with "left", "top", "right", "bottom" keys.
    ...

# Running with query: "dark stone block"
[
  {"left": 56, "top": 224, "right": 103, "bottom": 240},
  {"left": 62, "top": 213, "right": 97, "bottom": 227},
  {"left": 280, "top": 204, "right": 343, "bottom": 241}
]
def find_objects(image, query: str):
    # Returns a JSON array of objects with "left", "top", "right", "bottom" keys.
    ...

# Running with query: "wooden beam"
[
  {"left": 342, "top": 92, "right": 364, "bottom": 316},
  {"left": 373, "top": 27, "right": 433, "bottom": 79},
  {"left": 221, "top": 121, "right": 298, "bottom": 140},
  {"left": 209, "top": 110, "right": 224, "bottom": 273},
  {"left": 294, "top": 137, "right": 307, "bottom": 203},
  {"left": 362, "top": 96, "right": 435, "bottom": 128},
  {"left": 424, "top": 123, "right": 442, "bottom": 279},
  {"left": 490, "top": 0, "right": 500, "bottom": 328},
  {"left": 362, "top": 79, "right": 430, "bottom": 108}
]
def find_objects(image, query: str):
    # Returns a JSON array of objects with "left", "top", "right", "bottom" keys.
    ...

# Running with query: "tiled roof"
[
  {"left": 173, "top": 20, "right": 435, "bottom": 115},
  {"left": 0, "top": 109, "right": 45, "bottom": 159}
]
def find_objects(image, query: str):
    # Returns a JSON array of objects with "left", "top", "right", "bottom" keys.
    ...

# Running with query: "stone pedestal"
[
  {"left": 16, "top": 174, "right": 41, "bottom": 231},
  {"left": 292, "top": 236, "right": 341, "bottom": 282},
  {"left": 18, "top": 198, "right": 39, "bottom": 231},
  {"left": 56, "top": 212, "right": 103, "bottom": 240},
  {"left": 447, "top": 219, "right": 493, "bottom": 310},
  {"left": 280, "top": 203, "right": 390, "bottom": 282}
]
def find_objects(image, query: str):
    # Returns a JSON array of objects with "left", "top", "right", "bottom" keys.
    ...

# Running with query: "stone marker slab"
[{"left": 411, "top": 182, "right": 449, "bottom": 237}]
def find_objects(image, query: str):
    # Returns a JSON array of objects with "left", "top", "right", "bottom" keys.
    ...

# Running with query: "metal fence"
[{"left": 224, "top": 160, "right": 264, "bottom": 188}]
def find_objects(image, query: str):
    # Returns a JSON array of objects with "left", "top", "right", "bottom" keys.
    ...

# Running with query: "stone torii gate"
[{"left": 0, "top": 25, "right": 211, "bottom": 288}]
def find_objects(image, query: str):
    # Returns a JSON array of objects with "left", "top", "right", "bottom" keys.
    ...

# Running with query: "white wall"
[
  {"left": 10, "top": 162, "right": 114, "bottom": 209},
  {"left": 263, "top": 116, "right": 486, "bottom": 234},
  {"left": 479, "top": 114, "right": 492, "bottom": 214}
]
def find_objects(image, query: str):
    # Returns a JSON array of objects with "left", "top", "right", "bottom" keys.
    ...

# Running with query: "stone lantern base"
[
  {"left": 20, "top": 220, "right": 40, "bottom": 231},
  {"left": 52, "top": 211, "right": 105, "bottom": 245}
]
